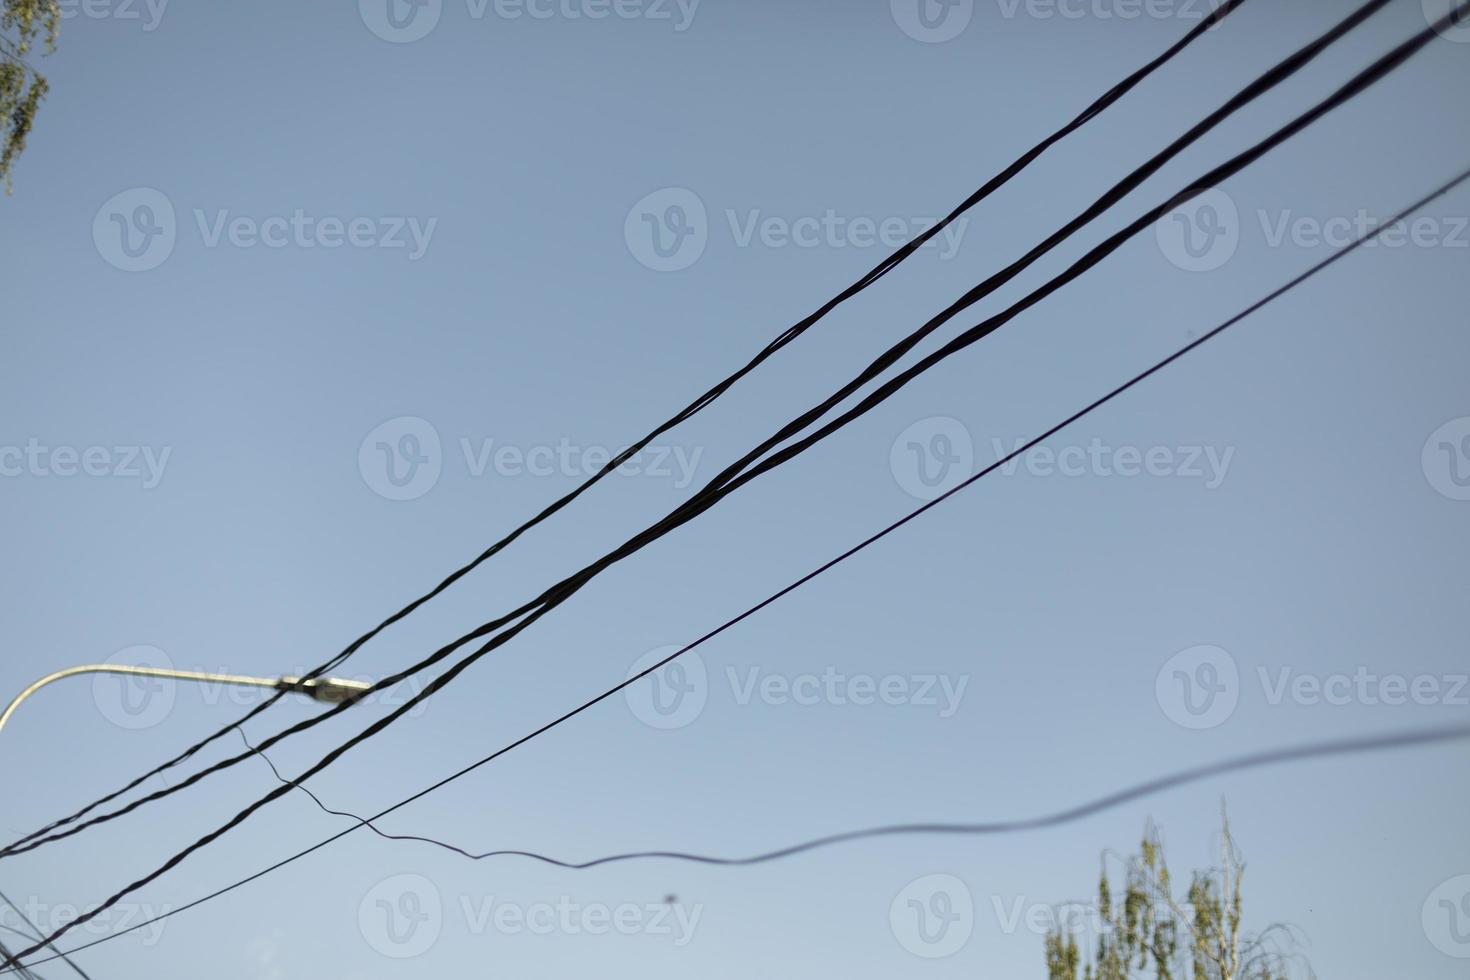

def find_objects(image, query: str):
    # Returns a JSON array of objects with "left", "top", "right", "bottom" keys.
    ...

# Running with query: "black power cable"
[
  {"left": 0, "top": 893, "right": 86, "bottom": 980},
  {"left": 7, "top": 9, "right": 1454, "bottom": 953},
  {"left": 0, "top": 0, "right": 1254, "bottom": 863},
  {"left": 4, "top": 0, "right": 1390, "bottom": 860},
  {"left": 239, "top": 722, "right": 1470, "bottom": 870},
  {"left": 10, "top": 158, "right": 1470, "bottom": 973}
]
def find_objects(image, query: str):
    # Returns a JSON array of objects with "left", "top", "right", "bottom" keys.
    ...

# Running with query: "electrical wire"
[
  {"left": 0, "top": 0, "right": 1255, "bottom": 863},
  {"left": 5, "top": 11, "right": 1455, "bottom": 958},
  {"left": 8, "top": 144, "right": 1470, "bottom": 973},
  {"left": 237, "top": 721, "right": 1470, "bottom": 870},
  {"left": 0, "top": 894, "right": 85, "bottom": 980},
  {"left": 2, "top": 0, "right": 1390, "bottom": 860}
]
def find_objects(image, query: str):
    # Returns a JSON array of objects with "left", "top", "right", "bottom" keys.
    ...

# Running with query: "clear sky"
[{"left": 1, "top": 1, "right": 1468, "bottom": 977}]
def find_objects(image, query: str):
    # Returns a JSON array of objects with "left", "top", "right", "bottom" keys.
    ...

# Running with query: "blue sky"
[{"left": 1, "top": 0, "right": 1469, "bottom": 977}]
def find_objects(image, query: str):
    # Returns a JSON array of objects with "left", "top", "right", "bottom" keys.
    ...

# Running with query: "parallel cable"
[
  {"left": 0, "top": 895, "right": 84, "bottom": 980},
  {"left": 4, "top": 9, "right": 1448, "bottom": 950},
  {"left": 0, "top": 0, "right": 1254, "bottom": 862},
  {"left": 2, "top": 0, "right": 1389, "bottom": 860},
  {"left": 8, "top": 136, "right": 1469, "bottom": 972}
]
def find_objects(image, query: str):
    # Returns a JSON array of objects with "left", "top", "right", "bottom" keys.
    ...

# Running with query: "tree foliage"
[
  {"left": 1045, "top": 808, "right": 1306, "bottom": 980},
  {"left": 1, "top": 0, "right": 58, "bottom": 192}
]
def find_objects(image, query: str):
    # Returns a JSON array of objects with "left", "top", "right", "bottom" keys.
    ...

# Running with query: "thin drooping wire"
[
  {"left": 4, "top": 0, "right": 1388, "bottom": 861},
  {"left": 0, "top": 0, "right": 1253, "bottom": 863},
  {"left": 12, "top": 160, "right": 1470, "bottom": 973},
  {"left": 6, "top": 17, "right": 1447, "bottom": 958},
  {"left": 238, "top": 720, "right": 1470, "bottom": 869},
  {"left": 0, "top": 894, "right": 84, "bottom": 980}
]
